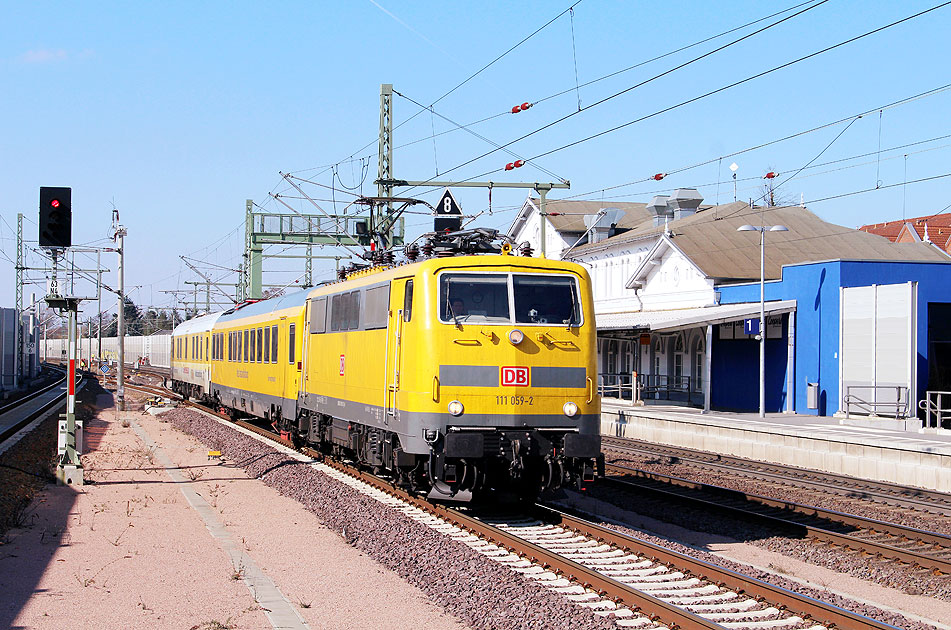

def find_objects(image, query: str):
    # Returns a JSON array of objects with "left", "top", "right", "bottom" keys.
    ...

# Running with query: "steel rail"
[
  {"left": 604, "top": 462, "right": 951, "bottom": 575},
  {"left": 602, "top": 435, "right": 951, "bottom": 514},
  {"left": 536, "top": 503, "right": 898, "bottom": 630},
  {"left": 0, "top": 367, "right": 66, "bottom": 416}
]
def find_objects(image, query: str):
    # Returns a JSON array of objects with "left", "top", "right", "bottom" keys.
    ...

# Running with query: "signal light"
[{"left": 39, "top": 186, "right": 72, "bottom": 248}]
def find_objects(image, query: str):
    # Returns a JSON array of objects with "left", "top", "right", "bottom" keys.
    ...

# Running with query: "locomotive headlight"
[
  {"left": 563, "top": 401, "right": 579, "bottom": 417},
  {"left": 508, "top": 329, "right": 524, "bottom": 345},
  {"left": 448, "top": 400, "right": 465, "bottom": 416}
]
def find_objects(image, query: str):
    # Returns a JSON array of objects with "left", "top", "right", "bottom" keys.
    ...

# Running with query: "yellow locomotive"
[{"left": 172, "top": 234, "right": 601, "bottom": 500}]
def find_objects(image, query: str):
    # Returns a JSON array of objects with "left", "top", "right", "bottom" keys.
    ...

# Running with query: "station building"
[{"left": 508, "top": 191, "right": 951, "bottom": 423}]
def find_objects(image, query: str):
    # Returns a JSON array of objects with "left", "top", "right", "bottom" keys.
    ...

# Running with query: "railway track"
[
  {"left": 130, "top": 386, "right": 904, "bottom": 630},
  {"left": 602, "top": 435, "right": 951, "bottom": 516},
  {"left": 0, "top": 368, "right": 69, "bottom": 448},
  {"left": 603, "top": 461, "right": 951, "bottom": 577}
]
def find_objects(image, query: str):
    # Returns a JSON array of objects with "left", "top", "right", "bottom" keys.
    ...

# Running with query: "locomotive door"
[{"left": 385, "top": 278, "right": 412, "bottom": 420}]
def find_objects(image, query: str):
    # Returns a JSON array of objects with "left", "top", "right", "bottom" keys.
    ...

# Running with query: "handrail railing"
[
  {"left": 919, "top": 390, "right": 951, "bottom": 429},
  {"left": 599, "top": 372, "right": 700, "bottom": 406},
  {"left": 843, "top": 385, "right": 909, "bottom": 419},
  {"left": 598, "top": 372, "right": 637, "bottom": 402}
]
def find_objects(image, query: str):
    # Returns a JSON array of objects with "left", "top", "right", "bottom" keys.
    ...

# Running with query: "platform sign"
[
  {"left": 743, "top": 318, "right": 760, "bottom": 336},
  {"left": 434, "top": 188, "right": 462, "bottom": 233}
]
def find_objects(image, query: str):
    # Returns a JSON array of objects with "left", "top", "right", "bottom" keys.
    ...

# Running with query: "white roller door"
[{"left": 839, "top": 282, "right": 916, "bottom": 415}]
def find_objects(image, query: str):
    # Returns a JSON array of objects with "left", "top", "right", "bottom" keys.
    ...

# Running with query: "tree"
[{"left": 759, "top": 167, "right": 797, "bottom": 207}]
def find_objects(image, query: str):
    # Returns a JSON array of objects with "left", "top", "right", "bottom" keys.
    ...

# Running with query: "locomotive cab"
[{"left": 403, "top": 257, "right": 601, "bottom": 500}]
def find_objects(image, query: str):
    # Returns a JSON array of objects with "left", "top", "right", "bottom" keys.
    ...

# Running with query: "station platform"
[{"left": 599, "top": 400, "right": 951, "bottom": 493}]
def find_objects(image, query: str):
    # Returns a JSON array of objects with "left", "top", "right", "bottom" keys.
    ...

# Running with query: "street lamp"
[{"left": 737, "top": 223, "right": 788, "bottom": 417}]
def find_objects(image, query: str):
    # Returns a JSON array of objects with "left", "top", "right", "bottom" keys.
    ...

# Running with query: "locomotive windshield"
[{"left": 439, "top": 273, "right": 581, "bottom": 326}]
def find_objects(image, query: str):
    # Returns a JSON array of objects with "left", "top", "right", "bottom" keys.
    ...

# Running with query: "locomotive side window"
[
  {"left": 514, "top": 275, "right": 581, "bottom": 326},
  {"left": 271, "top": 325, "right": 278, "bottom": 362},
  {"left": 364, "top": 285, "right": 389, "bottom": 330},
  {"left": 331, "top": 295, "right": 343, "bottom": 332},
  {"left": 331, "top": 291, "right": 361, "bottom": 331},
  {"left": 288, "top": 323, "right": 296, "bottom": 364},
  {"left": 310, "top": 297, "right": 327, "bottom": 334},
  {"left": 403, "top": 280, "right": 413, "bottom": 322},
  {"left": 439, "top": 274, "right": 510, "bottom": 323}
]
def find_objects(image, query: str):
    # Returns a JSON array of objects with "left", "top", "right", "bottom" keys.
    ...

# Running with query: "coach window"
[
  {"left": 263, "top": 326, "right": 270, "bottom": 363},
  {"left": 288, "top": 324, "right": 296, "bottom": 364},
  {"left": 244, "top": 329, "right": 249, "bottom": 362},
  {"left": 271, "top": 325, "right": 278, "bottom": 362},
  {"left": 403, "top": 280, "right": 413, "bottom": 322},
  {"left": 257, "top": 327, "right": 263, "bottom": 362}
]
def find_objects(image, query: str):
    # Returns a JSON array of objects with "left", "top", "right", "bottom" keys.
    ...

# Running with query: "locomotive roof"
[{"left": 212, "top": 254, "right": 588, "bottom": 325}]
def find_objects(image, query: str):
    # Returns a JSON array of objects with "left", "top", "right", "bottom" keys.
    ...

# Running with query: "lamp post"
[{"left": 737, "top": 223, "right": 787, "bottom": 417}]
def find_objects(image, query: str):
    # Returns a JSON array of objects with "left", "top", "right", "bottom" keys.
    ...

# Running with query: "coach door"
[{"left": 385, "top": 279, "right": 412, "bottom": 420}]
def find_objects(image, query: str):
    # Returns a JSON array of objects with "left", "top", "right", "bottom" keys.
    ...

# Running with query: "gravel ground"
[{"left": 165, "top": 407, "right": 624, "bottom": 630}]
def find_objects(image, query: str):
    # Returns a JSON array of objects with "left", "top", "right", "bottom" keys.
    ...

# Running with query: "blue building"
[{"left": 718, "top": 260, "right": 951, "bottom": 418}]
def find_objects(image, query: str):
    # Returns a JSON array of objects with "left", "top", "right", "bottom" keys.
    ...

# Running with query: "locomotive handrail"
[
  {"left": 432, "top": 375, "right": 439, "bottom": 402},
  {"left": 585, "top": 377, "right": 593, "bottom": 403}
]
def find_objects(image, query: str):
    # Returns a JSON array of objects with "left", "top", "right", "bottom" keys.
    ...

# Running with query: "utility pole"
[
  {"left": 15, "top": 213, "right": 24, "bottom": 389},
  {"left": 377, "top": 83, "right": 394, "bottom": 243},
  {"left": 113, "top": 210, "right": 127, "bottom": 411},
  {"left": 372, "top": 84, "right": 568, "bottom": 256}
]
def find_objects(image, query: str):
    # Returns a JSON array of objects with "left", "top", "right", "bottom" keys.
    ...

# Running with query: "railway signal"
[
  {"left": 434, "top": 189, "right": 463, "bottom": 233},
  {"left": 39, "top": 186, "right": 72, "bottom": 248}
]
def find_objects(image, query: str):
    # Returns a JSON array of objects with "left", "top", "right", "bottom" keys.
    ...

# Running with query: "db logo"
[
  {"left": 500, "top": 366, "right": 529, "bottom": 387},
  {"left": 339, "top": 354, "right": 345, "bottom": 376}
]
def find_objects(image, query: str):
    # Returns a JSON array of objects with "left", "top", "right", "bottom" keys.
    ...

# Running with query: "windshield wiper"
[
  {"left": 446, "top": 283, "right": 463, "bottom": 329},
  {"left": 566, "top": 286, "right": 578, "bottom": 330}
]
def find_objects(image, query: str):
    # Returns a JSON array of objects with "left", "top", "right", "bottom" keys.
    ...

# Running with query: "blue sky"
[{"left": 2, "top": 1, "right": 949, "bottom": 317}]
